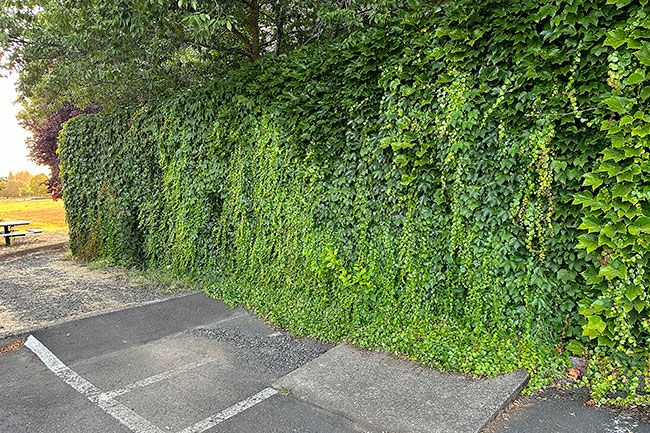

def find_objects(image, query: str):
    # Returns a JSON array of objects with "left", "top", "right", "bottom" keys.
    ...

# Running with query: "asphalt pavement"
[
  {"left": 486, "top": 388, "right": 650, "bottom": 433},
  {"left": 1, "top": 292, "right": 647, "bottom": 433},
  {"left": 0, "top": 293, "right": 359, "bottom": 433}
]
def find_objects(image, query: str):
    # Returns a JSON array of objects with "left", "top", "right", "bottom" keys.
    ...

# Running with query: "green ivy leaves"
[
  {"left": 60, "top": 0, "right": 649, "bottom": 406},
  {"left": 575, "top": 1, "right": 649, "bottom": 405},
  {"left": 603, "top": 96, "right": 636, "bottom": 113},
  {"left": 635, "top": 42, "right": 650, "bottom": 66}
]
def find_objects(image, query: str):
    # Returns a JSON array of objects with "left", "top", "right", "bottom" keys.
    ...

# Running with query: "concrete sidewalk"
[
  {"left": 276, "top": 344, "right": 527, "bottom": 433},
  {"left": 0, "top": 293, "right": 529, "bottom": 433}
]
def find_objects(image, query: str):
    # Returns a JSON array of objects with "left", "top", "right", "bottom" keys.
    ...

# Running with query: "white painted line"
[
  {"left": 267, "top": 332, "right": 283, "bottom": 338},
  {"left": 209, "top": 313, "right": 246, "bottom": 326},
  {"left": 25, "top": 335, "right": 165, "bottom": 433},
  {"left": 100, "top": 358, "right": 213, "bottom": 399},
  {"left": 177, "top": 387, "right": 278, "bottom": 433}
]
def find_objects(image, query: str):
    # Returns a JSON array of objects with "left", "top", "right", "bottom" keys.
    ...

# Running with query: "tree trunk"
[
  {"left": 274, "top": 3, "right": 286, "bottom": 55},
  {"left": 250, "top": 0, "right": 260, "bottom": 61}
]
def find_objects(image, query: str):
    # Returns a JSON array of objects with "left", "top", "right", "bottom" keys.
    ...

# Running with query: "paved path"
[
  {"left": 1, "top": 250, "right": 648, "bottom": 433},
  {"left": 0, "top": 293, "right": 530, "bottom": 433},
  {"left": 486, "top": 388, "right": 650, "bottom": 433},
  {"left": 277, "top": 345, "right": 527, "bottom": 433}
]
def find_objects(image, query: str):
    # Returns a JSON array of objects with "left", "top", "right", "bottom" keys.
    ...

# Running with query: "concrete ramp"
[{"left": 274, "top": 344, "right": 529, "bottom": 433}]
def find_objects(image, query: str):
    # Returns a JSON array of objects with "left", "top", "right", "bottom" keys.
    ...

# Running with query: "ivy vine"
[{"left": 59, "top": 0, "right": 648, "bottom": 404}]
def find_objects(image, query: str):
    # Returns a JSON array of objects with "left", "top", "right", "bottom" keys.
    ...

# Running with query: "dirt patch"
[
  {"left": 194, "top": 325, "right": 329, "bottom": 374},
  {"left": 0, "top": 232, "right": 69, "bottom": 260},
  {"left": 0, "top": 241, "right": 67, "bottom": 261}
]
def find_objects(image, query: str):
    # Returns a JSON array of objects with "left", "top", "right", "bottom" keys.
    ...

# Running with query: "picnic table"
[{"left": 0, "top": 221, "right": 43, "bottom": 246}]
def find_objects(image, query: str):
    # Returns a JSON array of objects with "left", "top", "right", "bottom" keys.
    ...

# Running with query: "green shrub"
[{"left": 59, "top": 0, "right": 649, "bottom": 404}]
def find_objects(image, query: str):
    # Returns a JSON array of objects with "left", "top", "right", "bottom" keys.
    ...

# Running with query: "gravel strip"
[
  {"left": 193, "top": 323, "right": 330, "bottom": 375},
  {"left": 0, "top": 250, "right": 176, "bottom": 335}
]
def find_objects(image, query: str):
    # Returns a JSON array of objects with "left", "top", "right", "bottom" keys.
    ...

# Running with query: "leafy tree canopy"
[
  {"left": 0, "top": 0, "right": 406, "bottom": 119},
  {"left": 29, "top": 172, "right": 48, "bottom": 196}
]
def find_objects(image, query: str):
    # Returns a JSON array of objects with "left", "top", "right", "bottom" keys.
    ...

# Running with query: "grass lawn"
[{"left": 0, "top": 198, "right": 67, "bottom": 232}]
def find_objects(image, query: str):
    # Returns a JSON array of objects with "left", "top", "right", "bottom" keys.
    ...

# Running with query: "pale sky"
[{"left": 0, "top": 73, "right": 48, "bottom": 178}]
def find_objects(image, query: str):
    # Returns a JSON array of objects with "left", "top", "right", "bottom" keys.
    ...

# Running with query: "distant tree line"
[{"left": 0, "top": 171, "right": 49, "bottom": 198}]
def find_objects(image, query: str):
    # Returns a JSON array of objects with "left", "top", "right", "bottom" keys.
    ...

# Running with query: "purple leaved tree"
[{"left": 21, "top": 102, "right": 100, "bottom": 199}]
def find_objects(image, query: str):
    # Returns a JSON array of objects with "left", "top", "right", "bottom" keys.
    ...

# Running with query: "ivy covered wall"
[{"left": 59, "top": 0, "right": 649, "bottom": 404}]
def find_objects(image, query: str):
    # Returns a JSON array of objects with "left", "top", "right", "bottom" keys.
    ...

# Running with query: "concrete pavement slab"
[{"left": 275, "top": 344, "right": 529, "bottom": 433}]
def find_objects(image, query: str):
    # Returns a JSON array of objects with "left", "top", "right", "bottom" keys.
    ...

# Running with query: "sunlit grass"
[{"left": 0, "top": 198, "right": 67, "bottom": 232}]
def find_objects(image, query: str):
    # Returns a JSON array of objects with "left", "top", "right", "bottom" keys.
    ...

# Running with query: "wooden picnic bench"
[{"left": 0, "top": 221, "right": 43, "bottom": 246}]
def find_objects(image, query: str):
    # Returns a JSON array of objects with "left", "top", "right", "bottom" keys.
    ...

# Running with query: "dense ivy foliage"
[
  {"left": 21, "top": 102, "right": 100, "bottom": 199},
  {"left": 575, "top": 0, "right": 650, "bottom": 404},
  {"left": 60, "top": 0, "right": 649, "bottom": 403}
]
